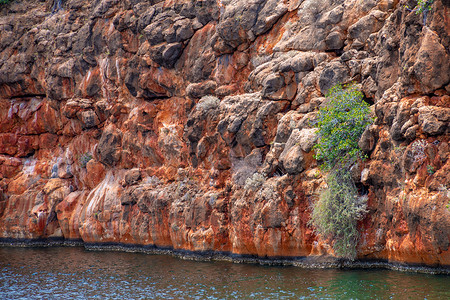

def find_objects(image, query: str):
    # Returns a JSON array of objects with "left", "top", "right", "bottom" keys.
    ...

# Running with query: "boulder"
[
  {"left": 96, "top": 124, "right": 122, "bottom": 166},
  {"left": 413, "top": 28, "right": 450, "bottom": 93}
]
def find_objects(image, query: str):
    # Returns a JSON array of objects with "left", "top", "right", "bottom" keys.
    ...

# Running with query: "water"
[{"left": 0, "top": 247, "right": 449, "bottom": 299}]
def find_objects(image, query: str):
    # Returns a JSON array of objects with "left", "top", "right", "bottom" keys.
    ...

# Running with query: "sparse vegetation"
[
  {"left": 311, "top": 168, "right": 368, "bottom": 259},
  {"left": 79, "top": 152, "right": 93, "bottom": 168},
  {"left": 393, "top": 145, "right": 406, "bottom": 153},
  {"left": 414, "top": 0, "right": 434, "bottom": 14},
  {"left": 310, "top": 83, "right": 373, "bottom": 260},
  {"left": 231, "top": 153, "right": 263, "bottom": 187},
  {"left": 406, "top": 0, "right": 435, "bottom": 25},
  {"left": 426, "top": 164, "right": 435, "bottom": 175},
  {"left": 196, "top": 95, "right": 220, "bottom": 111},
  {"left": 438, "top": 185, "right": 449, "bottom": 210},
  {"left": 244, "top": 173, "right": 265, "bottom": 191},
  {"left": 410, "top": 139, "right": 428, "bottom": 164}
]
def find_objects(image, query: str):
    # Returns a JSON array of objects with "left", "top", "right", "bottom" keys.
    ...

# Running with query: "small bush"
[
  {"left": 310, "top": 169, "right": 368, "bottom": 259},
  {"left": 405, "top": 0, "right": 434, "bottom": 25},
  {"left": 313, "top": 84, "right": 372, "bottom": 171},
  {"left": 79, "top": 152, "right": 93, "bottom": 168},
  {"left": 0, "top": 0, "right": 13, "bottom": 4},
  {"left": 196, "top": 95, "right": 220, "bottom": 111},
  {"left": 231, "top": 153, "right": 262, "bottom": 187},
  {"left": 410, "top": 139, "right": 428, "bottom": 164},
  {"left": 414, "top": 0, "right": 434, "bottom": 14},
  {"left": 244, "top": 173, "right": 265, "bottom": 191}
]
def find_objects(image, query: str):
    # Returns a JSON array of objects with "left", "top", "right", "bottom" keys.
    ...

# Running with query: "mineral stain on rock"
[{"left": 0, "top": 0, "right": 449, "bottom": 269}]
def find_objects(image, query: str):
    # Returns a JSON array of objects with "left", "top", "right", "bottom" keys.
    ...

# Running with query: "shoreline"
[{"left": 1, "top": 238, "right": 449, "bottom": 275}]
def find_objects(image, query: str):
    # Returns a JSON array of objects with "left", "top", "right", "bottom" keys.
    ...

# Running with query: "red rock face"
[{"left": 0, "top": 0, "right": 448, "bottom": 268}]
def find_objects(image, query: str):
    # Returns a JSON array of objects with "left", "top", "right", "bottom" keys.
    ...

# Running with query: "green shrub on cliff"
[
  {"left": 313, "top": 84, "right": 372, "bottom": 171},
  {"left": 0, "top": 0, "right": 13, "bottom": 4},
  {"left": 414, "top": 0, "right": 434, "bottom": 14},
  {"left": 310, "top": 83, "right": 372, "bottom": 260},
  {"left": 405, "top": 0, "right": 434, "bottom": 25}
]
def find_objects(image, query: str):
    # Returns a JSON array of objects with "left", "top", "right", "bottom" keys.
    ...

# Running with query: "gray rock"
[
  {"left": 173, "top": 18, "right": 194, "bottom": 42},
  {"left": 289, "top": 52, "right": 316, "bottom": 73},
  {"left": 120, "top": 188, "right": 138, "bottom": 206},
  {"left": 81, "top": 110, "right": 99, "bottom": 129},
  {"left": 143, "top": 12, "right": 176, "bottom": 45},
  {"left": 413, "top": 28, "right": 450, "bottom": 93},
  {"left": 281, "top": 26, "right": 327, "bottom": 52},
  {"left": 261, "top": 142, "right": 285, "bottom": 176},
  {"left": 96, "top": 124, "right": 122, "bottom": 166},
  {"left": 124, "top": 168, "right": 142, "bottom": 186},
  {"left": 279, "top": 129, "right": 305, "bottom": 174},
  {"left": 196, "top": 95, "right": 220, "bottom": 112},
  {"left": 326, "top": 4, "right": 344, "bottom": 24},
  {"left": 274, "top": 111, "right": 304, "bottom": 143},
  {"left": 418, "top": 106, "right": 450, "bottom": 136},
  {"left": 361, "top": 168, "right": 370, "bottom": 184},
  {"left": 253, "top": 0, "right": 288, "bottom": 36},
  {"left": 186, "top": 81, "right": 217, "bottom": 99},
  {"left": 262, "top": 74, "right": 285, "bottom": 98},
  {"left": 319, "top": 60, "right": 350, "bottom": 94},
  {"left": 54, "top": 57, "right": 76, "bottom": 78},
  {"left": 347, "top": 59, "right": 362, "bottom": 78},
  {"left": 297, "top": 128, "right": 319, "bottom": 152},
  {"left": 348, "top": 10, "right": 386, "bottom": 43},
  {"left": 358, "top": 126, "right": 376, "bottom": 153},
  {"left": 92, "top": 0, "right": 119, "bottom": 18},
  {"left": 390, "top": 102, "right": 412, "bottom": 141},
  {"left": 404, "top": 125, "right": 418, "bottom": 141},
  {"left": 150, "top": 43, "right": 183, "bottom": 69},
  {"left": 216, "top": 0, "right": 265, "bottom": 49},
  {"left": 136, "top": 7, "right": 156, "bottom": 31},
  {"left": 280, "top": 144, "right": 304, "bottom": 175},
  {"left": 325, "top": 31, "right": 345, "bottom": 50},
  {"left": 283, "top": 186, "right": 296, "bottom": 207},
  {"left": 362, "top": 76, "right": 377, "bottom": 99}
]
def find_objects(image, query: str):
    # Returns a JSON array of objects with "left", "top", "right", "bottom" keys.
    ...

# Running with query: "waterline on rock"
[{"left": 1, "top": 239, "right": 448, "bottom": 275}]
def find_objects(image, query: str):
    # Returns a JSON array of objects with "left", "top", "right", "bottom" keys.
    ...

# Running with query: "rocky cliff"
[{"left": 0, "top": 0, "right": 449, "bottom": 269}]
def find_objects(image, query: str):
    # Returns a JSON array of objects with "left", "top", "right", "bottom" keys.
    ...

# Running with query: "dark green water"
[{"left": 0, "top": 247, "right": 449, "bottom": 299}]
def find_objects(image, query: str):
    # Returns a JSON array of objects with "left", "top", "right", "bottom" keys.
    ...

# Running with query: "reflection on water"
[{"left": 0, "top": 247, "right": 449, "bottom": 299}]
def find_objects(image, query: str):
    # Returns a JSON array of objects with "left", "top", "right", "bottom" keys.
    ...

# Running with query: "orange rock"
[
  {"left": 0, "top": 133, "right": 18, "bottom": 155},
  {"left": 0, "top": 155, "right": 22, "bottom": 179},
  {"left": 84, "top": 160, "right": 106, "bottom": 190},
  {"left": 56, "top": 191, "right": 87, "bottom": 240}
]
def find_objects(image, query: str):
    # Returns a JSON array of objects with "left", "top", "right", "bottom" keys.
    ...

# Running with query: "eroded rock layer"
[{"left": 0, "top": 0, "right": 449, "bottom": 268}]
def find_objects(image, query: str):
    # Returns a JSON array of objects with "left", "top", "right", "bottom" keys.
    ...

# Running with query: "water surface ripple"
[{"left": 0, "top": 247, "right": 449, "bottom": 299}]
